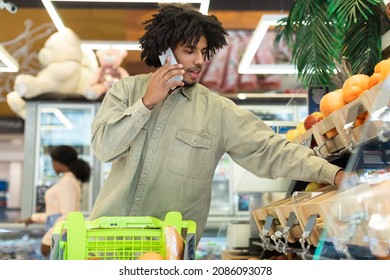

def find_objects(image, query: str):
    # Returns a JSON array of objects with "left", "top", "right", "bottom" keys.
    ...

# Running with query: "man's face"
[{"left": 172, "top": 36, "right": 208, "bottom": 87}]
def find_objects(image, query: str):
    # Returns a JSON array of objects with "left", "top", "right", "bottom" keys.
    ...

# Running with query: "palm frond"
[
  {"left": 329, "top": 0, "right": 382, "bottom": 24},
  {"left": 342, "top": 12, "right": 382, "bottom": 75},
  {"left": 274, "top": 0, "right": 383, "bottom": 89}
]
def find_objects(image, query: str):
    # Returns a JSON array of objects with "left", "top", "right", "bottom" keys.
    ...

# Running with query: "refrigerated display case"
[{"left": 20, "top": 97, "right": 103, "bottom": 219}]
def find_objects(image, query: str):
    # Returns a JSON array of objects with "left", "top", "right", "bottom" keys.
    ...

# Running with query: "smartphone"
[{"left": 159, "top": 48, "right": 183, "bottom": 83}]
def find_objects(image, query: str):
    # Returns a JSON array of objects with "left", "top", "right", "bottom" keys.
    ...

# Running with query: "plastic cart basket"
[{"left": 50, "top": 211, "right": 197, "bottom": 260}]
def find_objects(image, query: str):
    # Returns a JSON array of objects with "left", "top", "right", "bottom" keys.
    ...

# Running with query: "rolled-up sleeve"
[
  {"left": 223, "top": 104, "right": 342, "bottom": 185},
  {"left": 91, "top": 78, "right": 151, "bottom": 162}
]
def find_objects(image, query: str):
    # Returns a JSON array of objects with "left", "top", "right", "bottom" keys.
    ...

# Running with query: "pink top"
[{"left": 31, "top": 172, "right": 81, "bottom": 245}]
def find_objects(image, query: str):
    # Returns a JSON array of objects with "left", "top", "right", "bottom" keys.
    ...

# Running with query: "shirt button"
[
  {"left": 157, "top": 126, "right": 161, "bottom": 130},
  {"left": 149, "top": 149, "right": 153, "bottom": 154},
  {"left": 142, "top": 174, "right": 147, "bottom": 178},
  {"left": 193, "top": 141, "right": 198, "bottom": 146}
]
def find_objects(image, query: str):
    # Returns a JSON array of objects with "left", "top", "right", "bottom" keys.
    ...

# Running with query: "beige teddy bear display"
[
  {"left": 84, "top": 48, "right": 129, "bottom": 100},
  {"left": 6, "top": 27, "right": 98, "bottom": 118}
]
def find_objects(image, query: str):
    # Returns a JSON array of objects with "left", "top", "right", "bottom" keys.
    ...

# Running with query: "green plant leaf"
[{"left": 274, "top": 0, "right": 383, "bottom": 88}]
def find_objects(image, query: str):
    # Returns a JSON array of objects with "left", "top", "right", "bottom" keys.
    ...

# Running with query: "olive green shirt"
[{"left": 89, "top": 73, "right": 341, "bottom": 242}]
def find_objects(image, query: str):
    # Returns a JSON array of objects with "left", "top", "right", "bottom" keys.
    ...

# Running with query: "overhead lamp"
[
  {"left": 41, "top": 0, "right": 210, "bottom": 51},
  {"left": 238, "top": 14, "right": 297, "bottom": 75},
  {"left": 0, "top": 45, "right": 19, "bottom": 72}
]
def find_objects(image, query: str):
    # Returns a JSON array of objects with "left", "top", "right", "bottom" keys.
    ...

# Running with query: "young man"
[{"left": 89, "top": 4, "right": 345, "bottom": 243}]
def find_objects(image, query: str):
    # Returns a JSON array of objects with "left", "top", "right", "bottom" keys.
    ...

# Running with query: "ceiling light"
[
  {"left": 40, "top": 107, "right": 74, "bottom": 130},
  {"left": 0, "top": 45, "right": 19, "bottom": 72},
  {"left": 42, "top": 0, "right": 210, "bottom": 51},
  {"left": 238, "top": 14, "right": 297, "bottom": 75},
  {"left": 80, "top": 41, "right": 141, "bottom": 51}
]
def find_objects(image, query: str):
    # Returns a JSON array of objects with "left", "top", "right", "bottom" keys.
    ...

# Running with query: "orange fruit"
[
  {"left": 342, "top": 74, "right": 370, "bottom": 103},
  {"left": 319, "top": 89, "right": 346, "bottom": 117},
  {"left": 352, "top": 111, "right": 369, "bottom": 127},
  {"left": 374, "top": 58, "right": 390, "bottom": 82},
  {"left": 354, "top": 117, "right": 365, "bottom": 127},
  {"left": 357, "top": 111, "right": 369, "bottom": 119},
  {"left": 138, "top": 252, "right": 165, "bottom": 260},
  {"left": 325, "top": 128, "right": 338, "bottom": 139},
  {"left": 368, "top": 72, "right": 381, "bottom": 88}
]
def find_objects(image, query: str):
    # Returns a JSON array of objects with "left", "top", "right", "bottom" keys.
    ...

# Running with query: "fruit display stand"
[
  {"left": 293, "top": 81, "right": 390, "bottom": 158},
  {"left": 251, "top": 79, "right": 390, "bottom": 260},
  {"left": 251, "top": 187, "right": 338, "bottom": 259},
  {"left": 253, "top": 79, "right": 390, "bottom": 259},
  {"left": 292, "top": 187, "right": 337, "bottom": 247},
  {"left": 252, "top": 198, "right": 290, "bottom": 237},
  {"left": 251, "top": 196, "right": 293, "bottom": 256},
  {"left": 273, "top": 199, "right": 302, "bottom": 244}
]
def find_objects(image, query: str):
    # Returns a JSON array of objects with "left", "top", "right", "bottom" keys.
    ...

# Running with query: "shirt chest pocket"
[{"left": 168, "top": 129, "right": 212, "bottom": 179}]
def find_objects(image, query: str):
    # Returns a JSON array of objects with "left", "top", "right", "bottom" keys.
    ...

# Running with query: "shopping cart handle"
[{"left": 183, "top": 220, "right": 197, "bottom": 234}]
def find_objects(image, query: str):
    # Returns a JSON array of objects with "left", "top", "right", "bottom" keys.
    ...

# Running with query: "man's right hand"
[{"left": 143, "top": 56, "right": 185, "bottom": 110}]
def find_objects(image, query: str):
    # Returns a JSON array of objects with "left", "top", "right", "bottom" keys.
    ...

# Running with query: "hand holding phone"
[{"left": 159, "top": 48, "right": 184, "bottom": 83}]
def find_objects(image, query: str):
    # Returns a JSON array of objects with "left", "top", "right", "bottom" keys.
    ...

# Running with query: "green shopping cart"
[{"left": 50, "top": 211, "right": 196, "bottom": 260}]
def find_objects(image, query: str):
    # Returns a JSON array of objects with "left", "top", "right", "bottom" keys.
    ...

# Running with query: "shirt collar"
[{"left": 179, "top": 83, "right": 199, "bottom": 100}]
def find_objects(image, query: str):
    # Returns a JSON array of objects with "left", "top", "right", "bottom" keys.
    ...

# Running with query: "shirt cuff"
[
  {"left": 124, "top": 98, "right": 151, "bottom": 127},
  {"left": 319, "top": 162, "right": 343, "bottom": 185}
]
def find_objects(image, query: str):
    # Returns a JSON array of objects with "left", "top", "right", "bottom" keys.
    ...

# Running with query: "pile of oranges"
[
  {"left": 318, "top": 58, "right": 390, "bottom": 139},
  {"left": 286, "top": 58, "right": 390, "bottom": 142}
]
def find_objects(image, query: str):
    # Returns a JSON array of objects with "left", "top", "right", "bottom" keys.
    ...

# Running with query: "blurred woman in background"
[{"left": 19, "top": 145, "right": 91, "bottom": 257}]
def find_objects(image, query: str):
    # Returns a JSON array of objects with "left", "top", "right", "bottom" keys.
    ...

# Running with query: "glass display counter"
[
  {"left": 314, "top": 81, "right": 390, "bottom": 259},
  {"left": 250, "top": 78, "right": 390, "bottom": 260},
  {"left": 0, "top": 222, "right": 46, "bottom": 260}
]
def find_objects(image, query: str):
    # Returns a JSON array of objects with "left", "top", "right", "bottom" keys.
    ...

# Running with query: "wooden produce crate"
[
  {"left": 292, "top": 112, "right": 348, "bottom": 158},
  {"left": 272, "top": 185, "right": 334, "bottom": 244},
  {"left": 273, "top": 199, "right": 303, "bottom": 243},
  {"left": 293, "top": 84, "right": 384, "bottom": 158},
  {"left": 252, "top": 197, "right": 292, "bottom": 237},
  {"left": 335, "top": 89, "right": 379, "bottom": 146},
  {"left": 292, "top": 187, "right": 338, "bottom": 247},
  {"left": 311, "top": 112, "right": 346, "bottom": 158}
]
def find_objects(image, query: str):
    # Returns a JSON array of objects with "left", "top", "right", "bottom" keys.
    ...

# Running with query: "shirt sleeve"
[
  {"left": 91, "top": 78, "right": 151, "bottom": 162},
  {"left": 31, "top": 212, "right": 47, "bottom": 224},
  {"left": 223, "top": 104, "right": 342, "bottom": 185}
]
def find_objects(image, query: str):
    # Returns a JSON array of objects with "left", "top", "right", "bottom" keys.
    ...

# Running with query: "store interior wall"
[{"left": 0, "top": 5, "right": 294, "bottom": 211}]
